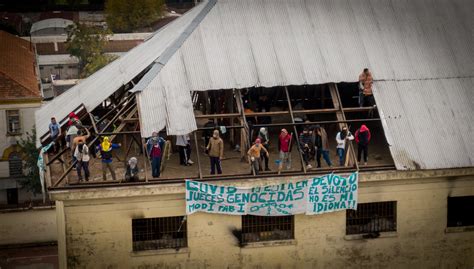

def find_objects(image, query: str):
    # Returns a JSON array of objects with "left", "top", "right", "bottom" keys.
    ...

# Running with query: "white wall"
[{"left": 0, "top": 103, "right": 41, "bottom": 158}]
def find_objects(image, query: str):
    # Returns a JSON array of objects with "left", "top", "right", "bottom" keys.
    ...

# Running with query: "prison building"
[{"left": 34, "top": 0, "right": 474, "bottom": 268}]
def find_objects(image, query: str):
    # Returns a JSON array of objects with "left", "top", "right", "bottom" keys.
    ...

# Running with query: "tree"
[
  {"left": 66, "top": 23, "right": 117, "bottom": 78},
  {"left": 18, "top": 128, "right": 41, "bottom": 195},
  {"left": 105, "top": 0, "right": 165, "bottom": 33}
]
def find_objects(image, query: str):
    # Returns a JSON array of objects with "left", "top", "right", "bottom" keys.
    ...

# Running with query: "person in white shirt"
[
  {"left": 74, "top": 141, "right": 90, "bottom": 181},
  {"left": 335, "top": 126, "right": 354, "bottom": 166},
  {"left": 176, "top": 134, "right": 193, "bottom": 166}
]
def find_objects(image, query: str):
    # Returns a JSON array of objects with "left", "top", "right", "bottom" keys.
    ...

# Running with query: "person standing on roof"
[
  {"left": 203, "top": 119, "right": 216, "bottom": 154},
  {"left": 146, "top": 132, "right": 165, "bottom": 178},
  {"left": 74, "top": 141, "right": 90, "bottom": 182},
  {"left": 176, "top": 133, "right": 193, "bottom": 166},
  {"left": 247, "top": 138, "right": 269, "bottom": 175},
  {"left": 355, "top": 124, "right": 371, "bottom": 165},
  {"left": 207, "top": 130, "right": 224, "bottom": 175},
  {"left": 97, "top": 136, "right": 121, "bottom": 181},
  {"left": 358, "top": 68, "right": 374, "bottom": 107},
  {"left": 257, "top": 127, "right": 271, "bottom": 171},
  {"left": 336, "top": 126, "right": 354, "bottom": 166},
  {"left": 49, "top": 117, "right": 60, "bottom": 154},
  {"left": 299, "top": 128, "right": 313, "bottom": 169},
  {"left": 278, "top": 129, "right": 292, "bottom": 172},
  {"left": 314, "top": 125, "right": 332, "bottom": 168}
]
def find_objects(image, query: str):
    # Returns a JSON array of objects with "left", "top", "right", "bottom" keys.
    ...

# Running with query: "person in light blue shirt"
[{"left": 48, "top": 117, "right": 60, "bottom": 153}]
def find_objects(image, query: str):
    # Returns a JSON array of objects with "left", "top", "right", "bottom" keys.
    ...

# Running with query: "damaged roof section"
[
  {"left": 35, "top": 0, "right": 474, "bottom": 171},
  {"left": 374, "top": 78, "right": 474, "bottom": 170}
]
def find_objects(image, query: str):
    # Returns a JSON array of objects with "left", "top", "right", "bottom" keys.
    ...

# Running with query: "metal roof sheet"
[{"left": 374, "top": 78, "right": 474, "bottom": 170}]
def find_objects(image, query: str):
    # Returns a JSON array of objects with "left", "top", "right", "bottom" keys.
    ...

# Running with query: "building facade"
[
  {"left": 52, "top": 169, "right": 474, "bottom": 268},
  {"left": 0, "top": 30, "right": 43, "bottom": 206}
]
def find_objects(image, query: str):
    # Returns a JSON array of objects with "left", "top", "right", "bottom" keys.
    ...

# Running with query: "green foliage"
[
  {"left": 18, "top": 128, "right": 41, "bottom": 195},
  {"left": 105, "top": 0, "right": 165, "bottom": 33},
  {"left": 66, "top": 23, "right": 116, "bottom": 78}
]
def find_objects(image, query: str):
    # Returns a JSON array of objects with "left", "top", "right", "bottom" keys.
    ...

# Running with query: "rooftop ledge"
[{"left": 48, "top": 167, "right": 474, "bottom": 201}]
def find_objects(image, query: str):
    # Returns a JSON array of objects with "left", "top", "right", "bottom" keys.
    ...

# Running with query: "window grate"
[
  {"left": 241, "top": 215, "right": 294, "bottom": 243},
  {"left": 346, "top": 201, "right": 397, "bottom": 235},
  {"left": 447, "top": 196, "right": 474, "bottom": 227},
  {"left": 8, "top": 158, "right": 23, "bottom": 177},
  {"left": 132, "top": 216, "right": 187, "bottom": 251}
]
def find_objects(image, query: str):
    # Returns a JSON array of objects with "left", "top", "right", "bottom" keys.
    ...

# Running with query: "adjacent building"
[{"left": 0, "top": 30, "right": 43, "bottom": 206}]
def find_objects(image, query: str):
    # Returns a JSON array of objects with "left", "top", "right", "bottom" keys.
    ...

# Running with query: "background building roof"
[
  {"left": 30, "top": 18, "right": 74, "bottom": 35},
  {"left": 0, "top": 31, "right": 41, "bottom": 101}
]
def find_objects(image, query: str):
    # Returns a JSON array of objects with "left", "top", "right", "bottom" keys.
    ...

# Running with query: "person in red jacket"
[{"left": 355, "top": 124, "right": 371, "bottom": 165}]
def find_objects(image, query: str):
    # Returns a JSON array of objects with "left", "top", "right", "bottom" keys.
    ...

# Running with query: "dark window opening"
[
  {"left": 242, "top": 215, "right": 294, "bottom": 243},
  {"left": 346, "top": 201, "right": 397, "bottom": 235},
  {"left": 132, "top": 216, "right": 187, "bottom": 251},
  {"left": 6, "top": 188, "right": 18, "bottom": 205},
  {"left": 447, "top": 196, "right": 474, "bottom": 227}
]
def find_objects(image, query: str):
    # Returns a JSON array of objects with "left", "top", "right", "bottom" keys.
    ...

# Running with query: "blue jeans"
[
  {"left": 316, "top": 149, "right": 332, "bottom": 167},
  {"left": 151, "top": 157, "right": 161, "bottom": 178},
  {"left": 337, "top": 148, "right": 345, "bottom": 166}
]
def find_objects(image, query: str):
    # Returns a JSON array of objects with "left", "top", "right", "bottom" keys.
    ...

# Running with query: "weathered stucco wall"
[
  {"left": 0, "top": 208, "right": 57, "bottom": 245},
  {"left": 55, "top": 170, "right": 474, "bottom": 268}
]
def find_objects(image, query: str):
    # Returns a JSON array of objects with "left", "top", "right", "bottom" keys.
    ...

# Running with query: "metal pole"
[
  {"left": 193, "top": 132, "right": 203, "bottom": 179},
  {"left": 284, "top": 86, "right": 307, "bottom": 173}
]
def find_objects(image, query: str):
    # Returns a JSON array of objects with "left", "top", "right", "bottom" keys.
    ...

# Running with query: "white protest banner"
[
  {"left": 185, "top": 172, "right": 358, "bottom": 216},
  {"left": 306, "top": 173, "right": 358, "bottom": 215}
]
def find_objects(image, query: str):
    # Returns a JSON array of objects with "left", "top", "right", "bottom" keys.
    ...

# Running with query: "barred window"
[
  {"left": 242, "top": 215, "right": 294, "bottom": 243},
  {"left": 447, "top": 196, "right": 474, "bottom": 227},
  {"left": 8, "top": 157, "right": 23, "bottom": 177},
  {"left": 132, "top": 216, "right": 187, "bottom": 251},
  {"left": 6, "top": 110, "right": 21, "bottom": 134},
  {"left": 346, "top": 201, "right": 397, "bottom": 235}
]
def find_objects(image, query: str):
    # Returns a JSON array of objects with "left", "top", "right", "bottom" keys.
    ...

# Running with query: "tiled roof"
[{"left": 0, "top": 31, "right": 41, "bottom": 101}]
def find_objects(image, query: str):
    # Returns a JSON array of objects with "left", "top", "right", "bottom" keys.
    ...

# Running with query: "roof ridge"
[{"left": 130, "top": 0, "right": 218, "bottom": 93}]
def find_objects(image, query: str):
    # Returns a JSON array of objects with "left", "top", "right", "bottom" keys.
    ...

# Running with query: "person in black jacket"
[{"left": 299, "top": 128, "right": 314, "bottom": 169}]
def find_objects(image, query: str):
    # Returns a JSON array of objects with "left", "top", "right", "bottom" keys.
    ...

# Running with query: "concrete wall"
[
  {"left": 0, "top": 208, "right": 57, "bottom": 245},
  {"left": 54, "top": 169, "right": 474, "bottom": 269}
]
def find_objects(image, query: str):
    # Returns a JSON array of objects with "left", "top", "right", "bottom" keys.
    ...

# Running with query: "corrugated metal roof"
[
  {"left": 374, "top": 78, "right": 474, "bottom": 170},
  {"left": 34, "top": 2, "right": 208, "bottom": 145},
  {"left": 137, "top": 0, "right": 473, "bottom": 141},
  {"left": 36, "top": 0, "right": 474, "bottom": 170}
]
